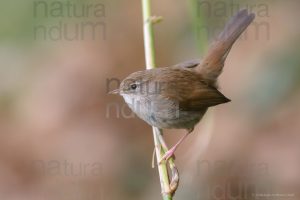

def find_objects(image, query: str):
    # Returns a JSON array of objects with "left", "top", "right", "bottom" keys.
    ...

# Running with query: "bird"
[{"left": 110, "top": 9, "right": 255, "bottom": 162}]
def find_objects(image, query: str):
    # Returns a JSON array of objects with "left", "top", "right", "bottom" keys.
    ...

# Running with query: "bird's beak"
[{"left": 108, "top": 89, "right": 120, "bottom": 94}]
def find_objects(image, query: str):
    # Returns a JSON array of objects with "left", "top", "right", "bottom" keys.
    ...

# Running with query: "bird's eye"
[{"left": 130, "top": 83, "right": 137, "bottom": 90}]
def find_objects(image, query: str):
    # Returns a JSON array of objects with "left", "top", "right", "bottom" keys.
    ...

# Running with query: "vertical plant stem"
[
  {"left": 142, "top": 0, "right": 156, "bottom": 70},
  {"left": 157, "top": 131, "right": 179, "bottom": 193},
  {"left": 141, "top": 0, "right": 173, "bottom": 199},
  {"left": 188, "top": 0, "right": 208, "bottom": 54},
  {"left": 153, "top": 128, "right": 172, "bottom": 200}
]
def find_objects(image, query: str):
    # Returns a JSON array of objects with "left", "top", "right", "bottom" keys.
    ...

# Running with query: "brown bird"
[{"left": 111, "top": 9, "right": 255, "bottom": 161}]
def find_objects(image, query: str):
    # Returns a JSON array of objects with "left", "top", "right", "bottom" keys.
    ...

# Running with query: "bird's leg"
[
  {"left": 152, "top": 131, "right": 175, "bottom": 167},
  {"left": 157, "top": 131, "right": 179, "bottom": 196},
  {"left": 159, "top": 131, "right": 190, "bottom": 163}
]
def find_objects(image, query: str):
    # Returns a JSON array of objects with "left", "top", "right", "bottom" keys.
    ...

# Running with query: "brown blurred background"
[{"left": 0, "top": 0, "right": 300, "bottom": 199}]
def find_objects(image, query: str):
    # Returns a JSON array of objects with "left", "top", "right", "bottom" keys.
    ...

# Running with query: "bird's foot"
[{"left": 159, "top": 146, "right": 176, "bottom": 164}]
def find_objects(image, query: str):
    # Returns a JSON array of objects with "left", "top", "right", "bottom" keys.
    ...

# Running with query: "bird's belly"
[
  {"left": 147, "top": 110, "right": 206, "bottom": 129},
  {"left": 123, "top": 95, "right": 207, "bottom": 130},
  {"left": 137, "top": 106, "right": 207, "bottom": 130}
]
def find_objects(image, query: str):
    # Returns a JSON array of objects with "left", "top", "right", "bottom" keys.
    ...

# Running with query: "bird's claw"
[{"left": 159, "top": 147, "right": 176, "bottom": 164}]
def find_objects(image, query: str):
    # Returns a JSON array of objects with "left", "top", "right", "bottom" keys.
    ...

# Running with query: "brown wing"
[
  {"left": 172, "top": 59, "right": 201, "bottom": 69},
  {"left": 159, "top": 68, "right": 230, "bottom": 111},
  {"left": 177, "top": 82, "right": 230, "bottom": 111}
]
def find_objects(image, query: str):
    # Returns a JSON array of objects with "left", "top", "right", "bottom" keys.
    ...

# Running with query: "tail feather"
[{"left": 196, "top": 9, "right": 255, "bottom": 84}]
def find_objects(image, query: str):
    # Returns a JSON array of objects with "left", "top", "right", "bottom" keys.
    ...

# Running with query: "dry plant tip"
[{"left": 147, "top": 15, "right": 163, "bottom": 24}]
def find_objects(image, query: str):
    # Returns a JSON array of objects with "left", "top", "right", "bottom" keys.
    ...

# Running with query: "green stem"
[
  {"left": 188, "top": 0, "right": 208, "bottom": 54},
  {"left": 141, "top": 1, "right": 173, "bottom": 199},
  {"left": 157, "top": 131, "right": 179, "bottom": 193},
  {"left": 142, "top": 0, "right": 156, "bottom": 69},
  {"left": 153, "top": 128, "right": 172, "bottom": 200}
]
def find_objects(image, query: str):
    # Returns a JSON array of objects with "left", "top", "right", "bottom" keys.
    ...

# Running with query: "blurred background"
[{"left": 0, "top": 0, "right": 300, "bottom": 199}]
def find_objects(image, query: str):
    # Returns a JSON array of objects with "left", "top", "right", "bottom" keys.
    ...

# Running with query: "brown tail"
[{"left": 196, "top": 9, "right": 255, "bottom": 83}]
